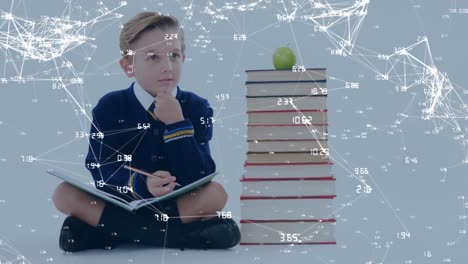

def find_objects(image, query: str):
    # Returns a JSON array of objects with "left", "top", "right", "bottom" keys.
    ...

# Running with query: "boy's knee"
[
  {"left": 207, "top": 181, "right": 228, "bottom": 210},
  {"left": 52, "top": 182, "right": 73, "bottom": 214},
  {"left": 53, "top": 182, "right": 88, "bottom": 215}
]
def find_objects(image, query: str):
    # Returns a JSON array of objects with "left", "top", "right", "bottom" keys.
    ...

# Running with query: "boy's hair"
[{"left": 120, "top": 12, "right": 185, "bottom": 61}]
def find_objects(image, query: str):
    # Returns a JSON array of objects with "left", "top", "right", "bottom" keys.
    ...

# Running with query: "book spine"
[
  {"left": 247, "top": 139, "right": 328, "bottom": 142},
  {"left": 240, "top": 177, "right": 335, "bottom": 181},
  {"left": 239, "top": 242, "right": 336, "bottom": 245},
  {"left": 246, "top": 95, "right": 327, "bottom": 98},
  {"left": 242, "top": 176, "right": 335, "bottom": 180},
  {"left": 240, "top": 195, "right": 336, "bottom": 200},
  {"left": 244, "top": 162, "right": 334, "bottom": 166},
  {"left": 245, "top": 162, "right": 330, "bottom": 165},
  {"left": 245, "top": 80, "right": 327, "bottom": 84},
  {"left": 240, "top": 219, "right": 336, "bottom": 223},
  {"left": 245, "top": 68, "right": 327, "bottom": 72},
  {"left": 247, "top": 109, "right": 328, "bottom": 113},
  {"left": 247, "top": 124, "right": 328, "bottom": 126}
]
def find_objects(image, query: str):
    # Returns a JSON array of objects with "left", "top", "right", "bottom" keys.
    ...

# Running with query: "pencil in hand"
[{"left": 124, "top": 165, "right": 181, "bottom": 187}]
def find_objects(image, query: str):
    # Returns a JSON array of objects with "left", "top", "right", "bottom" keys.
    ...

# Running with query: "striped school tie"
[{"left": 147, "top": 102, "right": 158, "bottom": 120}]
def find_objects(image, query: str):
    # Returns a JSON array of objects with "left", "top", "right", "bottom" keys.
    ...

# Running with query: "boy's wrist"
[{"left": 165, "top": 116, "right": 185, "bottom": 125}]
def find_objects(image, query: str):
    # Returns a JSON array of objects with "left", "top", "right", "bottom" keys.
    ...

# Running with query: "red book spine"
[
  {"left": 245, "top": 162, "right": 330, "bottom": 166},
  {"left": 241, "top": 177, "right": 335, "bottom": 181},
  {"left": 247, "top": 109, "right": 328, "bottom": 113},
  {"left": 240, "top": 195, "right": 336, "bottom": 200},
  {"left": 240, "top": 242, "right": 336, "bottom": 245},
  {"left": 248, "top": 124, "right": 328, "bottom": 126},
  {"left": 244, "top": 162, "right": 333, "bottom": 167},
  {"left": 240, "top": 219, "right": 336, "bottom": 223},
  {"left": 247, "top": 139, "right": 328, "bottom": 142}
]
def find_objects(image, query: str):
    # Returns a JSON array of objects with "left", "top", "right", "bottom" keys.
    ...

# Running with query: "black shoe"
[
  {"left": 59, "top": 216, "right": 117, "bottom": 252},
  {"left": 169, "top": 218, "right": 241, "bottom": 250}
]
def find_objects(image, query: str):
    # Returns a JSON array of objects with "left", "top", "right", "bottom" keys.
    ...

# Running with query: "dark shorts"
[{"left": 137, "top": 199, "right": 182, "bottom": 225}]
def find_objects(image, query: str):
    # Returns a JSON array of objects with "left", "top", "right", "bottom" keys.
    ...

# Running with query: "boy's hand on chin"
[{"left": 153, "top": 90, "right": 184, "bottom": 124}]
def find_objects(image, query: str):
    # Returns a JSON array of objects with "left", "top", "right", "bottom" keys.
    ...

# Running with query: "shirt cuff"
[
  {"left": 128, "top": 172, "right": 153, "bottom": 199},
  {"left": 163, "top": 119, "right": 195, "bottom": 143}
]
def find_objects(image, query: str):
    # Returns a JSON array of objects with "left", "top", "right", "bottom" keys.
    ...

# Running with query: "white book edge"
[{"left": 47, "top": 169, "right": 219, "bottom": 211}]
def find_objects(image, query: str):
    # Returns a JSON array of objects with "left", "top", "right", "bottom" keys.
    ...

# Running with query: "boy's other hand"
[
  {"left": 146, "top": 170, "right": 177, "bottom": 197},
  {"left": 153, "top": 90, "right": 184, "bottom": 125}
]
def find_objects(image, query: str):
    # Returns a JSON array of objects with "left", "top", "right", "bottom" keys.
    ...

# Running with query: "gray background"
[{"left": 0, "top": 0, "right": 467, "bottom": 263}]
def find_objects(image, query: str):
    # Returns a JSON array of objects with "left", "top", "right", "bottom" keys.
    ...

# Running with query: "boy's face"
[{"left": 120, "top": 28, "right": 185, "bottom": 97}]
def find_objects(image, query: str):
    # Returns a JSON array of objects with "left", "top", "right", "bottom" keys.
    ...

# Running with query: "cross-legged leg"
[
  {"left": 175, "top": 181, "right": 228, "bottom": 224},
  {"left": 52, "top": 180, "right": 237, "bottom": 251},
  {"left": 52, "top": 181, "right": 106, "bottom": 227},
  {"left": 52, "top": 181, "right": 228, "bottom": 226}
]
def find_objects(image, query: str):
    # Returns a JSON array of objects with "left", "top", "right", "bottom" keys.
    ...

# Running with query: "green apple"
[{"left": 273, "top": 46, "right": 296, "bottom": 70}]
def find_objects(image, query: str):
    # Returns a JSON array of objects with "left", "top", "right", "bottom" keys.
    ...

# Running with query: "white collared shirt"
[{"left": 133, "top": 81, "right": 177, "bottom": 110}]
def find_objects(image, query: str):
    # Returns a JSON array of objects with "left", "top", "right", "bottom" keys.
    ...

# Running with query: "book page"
[
  {"left": 129, "top": 171, "right": 219, "bottom": 209},
  {"left": 46, "top": 169, "right": 132, "bottom": 210}
]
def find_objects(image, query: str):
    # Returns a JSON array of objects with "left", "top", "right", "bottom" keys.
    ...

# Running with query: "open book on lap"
[{"left": 47, "top": 168, "right": 218, "bottom": 212}]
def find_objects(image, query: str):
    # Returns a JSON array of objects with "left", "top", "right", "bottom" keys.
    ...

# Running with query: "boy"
[{"left": 52, "top": 12, "right": 240, "bottom": 252}]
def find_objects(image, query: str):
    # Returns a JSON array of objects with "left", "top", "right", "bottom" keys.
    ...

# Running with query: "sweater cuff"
[
  {"left": 128, "top": 172, "right": 153, "bottom": 199},
  {"left": 163, "top": 119, "right": 195, "bottom": 143}
]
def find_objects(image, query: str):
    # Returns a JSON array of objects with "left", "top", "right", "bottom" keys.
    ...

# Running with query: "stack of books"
[{"left": 240, "top": 68, "right": 336, "bottom": 245}]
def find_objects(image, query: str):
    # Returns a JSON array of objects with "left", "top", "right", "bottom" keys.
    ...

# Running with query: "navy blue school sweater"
[{"left": 85, "top": 83, "right": 216, "bottom": 202}]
